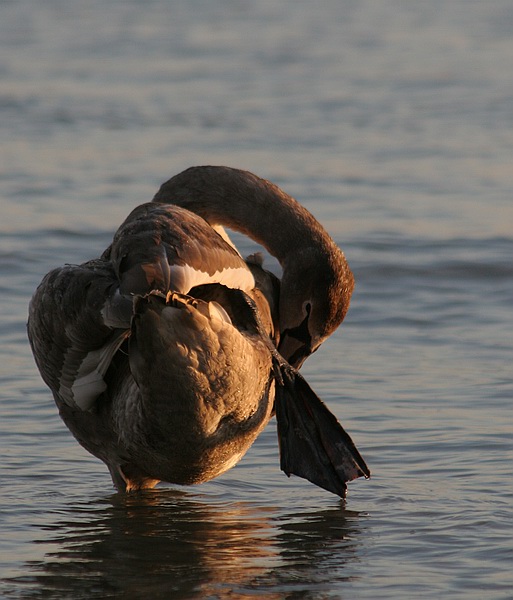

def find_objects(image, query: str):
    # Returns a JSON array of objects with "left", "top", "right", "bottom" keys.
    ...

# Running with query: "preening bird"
[{"left": 27, "top": 166, "right": 369, "bottom": 496}]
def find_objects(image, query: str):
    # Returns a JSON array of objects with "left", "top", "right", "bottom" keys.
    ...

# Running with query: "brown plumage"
[{"left": 28, "top": 167, "right": 369, "bottom": 496}]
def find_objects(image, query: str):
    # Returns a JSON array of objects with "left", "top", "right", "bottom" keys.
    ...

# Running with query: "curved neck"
[
  {"left": 152, "top": 166, "right": 346, "bottom": 271},
  {"left": 152, "top": 166, "right": 354, "bottom": 351}
]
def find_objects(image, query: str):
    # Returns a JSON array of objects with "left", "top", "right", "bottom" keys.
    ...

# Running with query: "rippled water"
[{"left": 1, "top": 1, "right": 512, "bottom": 598}]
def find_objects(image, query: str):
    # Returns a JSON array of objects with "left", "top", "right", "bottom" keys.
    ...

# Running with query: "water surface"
[{"left": 1, "top": 1, "right": 512, "bottom": 598}]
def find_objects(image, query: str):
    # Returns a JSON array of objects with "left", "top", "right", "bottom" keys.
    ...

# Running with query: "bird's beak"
[{"left": 278, "top": 333, "right": 312, "bottom": 369}]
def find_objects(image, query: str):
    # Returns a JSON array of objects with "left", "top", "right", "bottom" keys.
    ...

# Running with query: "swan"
[{"left": 27, "top": 166, "right": 369, "bottom": 497}]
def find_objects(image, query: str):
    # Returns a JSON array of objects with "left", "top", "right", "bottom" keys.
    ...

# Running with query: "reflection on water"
[{"left": 5, "top": 490, "right": 363, "bottom": 599}]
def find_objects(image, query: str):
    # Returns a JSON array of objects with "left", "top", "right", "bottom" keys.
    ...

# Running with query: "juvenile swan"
[{"left": 28, "top": 167, "right": 369, "bottom": 496}]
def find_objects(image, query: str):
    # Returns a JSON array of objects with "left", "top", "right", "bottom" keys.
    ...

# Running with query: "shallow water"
[{"left": 1, "top": 1, "right": 512, "bottom": 598}]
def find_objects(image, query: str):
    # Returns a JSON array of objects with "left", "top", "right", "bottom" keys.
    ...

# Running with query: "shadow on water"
[{"left": 2, "top": 488, "right": 364, "bottom": 599}]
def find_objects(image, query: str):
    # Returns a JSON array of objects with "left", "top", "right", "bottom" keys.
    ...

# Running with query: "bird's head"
[{"left": 277, "top": 247, "right": 354, "bottom": 369}]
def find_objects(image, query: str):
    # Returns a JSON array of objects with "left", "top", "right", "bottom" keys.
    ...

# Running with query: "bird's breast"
[{"left": 125, "top": 292, "right": 273, "bottom": 447}]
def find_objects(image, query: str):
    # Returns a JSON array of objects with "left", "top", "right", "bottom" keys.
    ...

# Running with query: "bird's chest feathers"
[{"left": 129, "top": 302, "right": 271, "bottom": 436}]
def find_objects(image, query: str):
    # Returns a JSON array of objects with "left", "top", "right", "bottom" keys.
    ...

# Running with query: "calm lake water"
[{"left": 1, "top": 1, "right": 512, "bottom": 598}]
